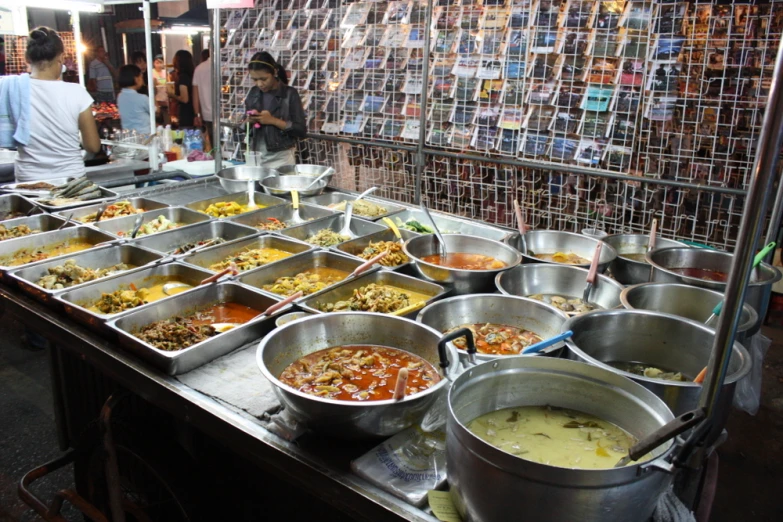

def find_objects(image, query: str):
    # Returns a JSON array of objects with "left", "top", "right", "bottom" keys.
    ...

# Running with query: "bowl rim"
[
  {"left": 645, "top": 246, "right": 782, "bottom": 287},
  {"left": 495, "top": 262, "right": 625, "bottom": 294},
  {"left": 260, "top": 175, "right": 328, "bottom": 191},
  {"left": 403, "top": 233, "right": 523, "bottom": 273}
]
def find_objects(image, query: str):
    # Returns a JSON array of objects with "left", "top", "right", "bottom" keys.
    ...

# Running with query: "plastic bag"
[{"left": 733, "top": 333, "right": 771, "bottom": 415}]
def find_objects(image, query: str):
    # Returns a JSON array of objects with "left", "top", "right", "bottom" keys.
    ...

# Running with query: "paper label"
[{"left": 427, "top": 491, "right": 463, "bottom": 522}]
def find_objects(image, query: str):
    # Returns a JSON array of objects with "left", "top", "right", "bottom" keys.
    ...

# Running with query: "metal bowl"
[
  {"left": 620, "top": 283, "right": 757, "bottom": 341},
  {"left": 507, "top": 230, "right": 616, "bottom": 273},
  {"left": 562, "top": 309, "right": 751, "bottom": 443},
  {"left": 216, "top": 166, "right": 280, "bottom": 193},
  {"left": 274, "top": 311, "right": 314, "bottom": 328},
  {"left": 277, "top": 164, "right": 335, "bottom": 186},
  {"left": 404, "top": 234, "right": 522, "bottom": 295},
  {"left": 260, "top": 175, "right": 328, "bottom": 198},
  {"left": 496, "top": 263, "right": 623, "bottom": 313},
  {"left": 256, "top": 312, "right": 460, "bottom": 439},
  {"left": 603, "top": 234, "right": 686, "bottom": 285},
  {"left": 417, "top": 294, "right": 569, "bottom": 362}
]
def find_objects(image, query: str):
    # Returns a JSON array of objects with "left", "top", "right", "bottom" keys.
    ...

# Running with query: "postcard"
[
  {"left": 384, "top": 2, "right": 411, "bottom": 25},
  {"left": 475, "top": 106, "right": 501, "bottom": 127},
  {"left": 477, "top": 59, "right": 504, "bottom": 79},
  {"left": 288, "top": 10, "right": 310, "bottom": 30},
  {"left": 505, "top": 29, "right": 528, "bottom": 57},
  {"left": 385, "top": 74, "right": 406, "bottom": 93},
  {"left": 579, "top": 111, "right": 609, "bottom": 138},
  {"left": 586, "top": 57, "right": 617, "bottom": 85},
  {"left": 405, "top": 95, "right": 422, "bottom": 118},
  {"left": 343, "top": 92, "right": 365, "bottom": 112},
  {"left": 605, "top": 145, "right": 632, "bottom": 169},
  {"left": 342, "top": 26, "right": 367, "bottom": 48},
  {"left": 429, "top": 101, "right": 454, "bottom": 122},
  {"left": 408, "top": 4, "right": 429, "bottom": 24},
  {"left": 451, "top": 103, "right": 478, "bottom": 125},
  {"left": 342, "top": 113, "right": 366, "bottom": 134},
  {"left": 453, "top": 56, "right": 480, "bottom": 77},
  {"left": 592, "top": 1, "right": 623, "bottom": 30},
  {"left": 532, "top": 28, "right": 558, "bottom": 54},
  {"left": 472, "top": 126, "right": 499, "bottom": 151},
  {"left": 614, "top": 86, "right": 640, "bottom": 113},
  {"left": 564, "top": 0, "right": 593, "bottom": 28},
  {"left": 427, "top": 123, "right": 452, "bottom": 146},
  {"left": 481, "top": 7, "right": 510, "bottom": 30},
  {"left": 406, "top": 26, "right": 427, "bottom": 49},
  {"left": 575, "top": 139, "right": 603, "bottom": 166},
  {"left": 611, "top": 114, "right": 635, "bottom": 143},
  {"left": 551, "top": 110, "right": 579, "bottom": 133},
  {"left": 480, "top": 30, "right": 504, "bottom": 55},
  {"left": 342, "top": 48, "right": 367, "bottom": 70},
  {"left": 454, "top": 77, "right": 480, "bottom": 101},
  {"left": 621, "top": 34, "right": 647, "bottom": 59},
  {"left": 366, "top": 2, "right": 388, "bottom": 25},
  {"left": 450, "top": 124, "right": 474, "bottom": 148},
  {"left": 342, "top": 4, "right": 371, "bottom": 28},
  {"left": 403, "top": 75, "right": 425, "bottom": 95},
  {"left": 431, "top": 57, "right": 457, "bottom": 77},
  {"left": 521, "top": 132, "right": 550, "bottom": 156},
  {"left": 362, "top": 26, "right": 386, "bottom": 48},
  {"left": 364, "top": 118, "right": 385, "bottom": 139},
  {"left": 644, "top": 96, "right": 678, "bottom": 121},
  {"left": 276, "top": 12, "right": 294, "bottom": 31},
  {"left": 524, "top": 106, "right": 555, "bottom": 131},
  {"left": 386, "top": 49, "right": 410, "bottom": 70},
  {"left": 646, "top": 62, "right": 681, "bottom": 93},
  {"left": 342, "top": 71, "right": 364, "bottom": 90},
  {"left": 365, "top": 48, "right": 388, "bottom": 70},
  {"left": 654, "top": 3, "right": 686, "bottom": 34},
  {"left": 557, "top": 55, "right": 587, "bottom": 81},
  {"left": 529, "top": 54, "right": 558, "bottom": 80},
  {"left": 272, "top": 30, "right": 296, "bottom": 51},
  {"left": 534, "top": 0, "right": 561, "bottom": 28},
  {"left": 505, "top": 60, "right": 527, "bottom": 79},
  {"left": 498, "top": 129, "right": 521, "bottom": 154},
  {"left": 499, "top": 107, "right": 525, "bottom": 130},
  {"left": 588, "top": 31, "right": 619, "bottom": 57},
  {"left": 364, "top": 73, "right": 387, "bottom": 92},
  {"left": 621, "top": 1, "right": 652, "bottom": 31},
  {"left": 509, "top": 7, "right": 530, "bottom": 28},
  {"left": 549, "top": 136, "right": 579, "bottom": 161},
  {"left": 361, "top": 94, "right": 388, "bottom": 114},
  {"left": 479, "top": 79, "right": 504, "bottom": 103},
  {"left": 581, "top": 86, "right": 614, "bottom": 112},
  {"left": 650, "top": 36, "right": 686, "bottom": 62},
  {"left": 559, "top": 29, "right": 589, "bottom": 55},
  {"left": 433, "top": 29, "right": 459, "bottom": 54},
  {"left": 384, "top": 93, "right": 407, "bottom": 116},
  {"left": 381, "top": 25, "right": 409, "bottom": 48},
  {"left": 619, "top": 60, "right": 645, "bottom": 86},
  {"left": 434, "top": 7, "right": 460, "bottom": 29},
  {"left": 503, "top": 79, "right": 526, "bottom": 106},
  {"left": 457, "top": 30, "right": 479, "bottom": 55},
  {"left": 461, "top": 7, "right": 483, "bottom": 30},
  {"left": 401, "top": 119, "right": 422, "bottom": 140}
]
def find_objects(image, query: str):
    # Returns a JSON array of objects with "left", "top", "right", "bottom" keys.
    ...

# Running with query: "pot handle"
[{"left": 438, "top": 328, "right": 477, "bottom": 373}]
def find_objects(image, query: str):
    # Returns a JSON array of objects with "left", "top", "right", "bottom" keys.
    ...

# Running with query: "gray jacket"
[{"left": 244, "top": 84, "right": 307, "bottom": 153}]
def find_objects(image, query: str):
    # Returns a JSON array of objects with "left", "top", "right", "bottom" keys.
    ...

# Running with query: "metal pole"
[
  {"left": 72, "top": 11, "right": 85, "bottom": 88},
  {"left": 143, "top": 0, "right": 159, "bottom": 171},
  {"left": 211, "top": 7, "right": 221, "bottom": 173},
  {"left": 122, "top": 33, "right": 128, "bottom": 64},
  {"left": 413, "top": 0, "right": 434, "bottom": 205}
]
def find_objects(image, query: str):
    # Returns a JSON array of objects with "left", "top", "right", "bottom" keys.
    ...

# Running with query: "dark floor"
[{"left": 0, "top": 313, "right": 782, "bottom": 521}]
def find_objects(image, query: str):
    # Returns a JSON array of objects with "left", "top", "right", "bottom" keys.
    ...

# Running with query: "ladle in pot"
[
  {"left": 354, "top": 186, "right": 377, "bottom": 203},
  {"left": 129, "top": 214, "right": 145, "bottom": 239},
  {"left": 521, "top": 330, "right": 573, "bottom": 355},
  {"left": 647, "top": 218, "right": 658, "bottom": 252},
  {"left": 93, "top": 203, "right": 108, "bottom": 223},
  {"left": 213, "top": 290, "right": 303, "bottom": 332},
  {"left": 614, "top": 408, "right": 706, "bottom": 468},
  {"left": 246, "top": 180, "right": 258, "bottom": 211},
  {"left": 513, "top": 200, "right": 527, "bottom": 254},
  {"left": 581, "top": 242, "right": 603, "bottom": 306},
  {"left": 419, "top": 203, "right": 447, "bottom": 258},
  {"left": 302, "top": 167, "right": 334, "bottom": 190},
  {"left": 162, "top": 262, "right": 239, "bottom": 295},
  {"left": 57, "top": 212, "right": 74, "bottom": 230},
  {"left": 348, "top": 249, "right": 388, "bottom": 279}
]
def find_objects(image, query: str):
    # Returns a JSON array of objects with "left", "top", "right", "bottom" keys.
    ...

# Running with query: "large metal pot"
[
  {"left": 260, "top": 174, "right": 328, "bottom": 198},
  {"left": 216, "top": 166, "right": 279, "bottom": 193},
  {"left": 603, "top": 234, "right": 686, "bottom": 285},
  {"left": 256, "top": 312, "right": 460, "bottom": 439},
  {"left": 404, "top": 234, "right": 522, "bottom": 295},
  {"left": 447, "top": 357, "right": 676, "bottom": 522},
  {"left": 562, "top": 310, "right": 751, "bottom": 442},
  {"left": 647, "top": 247, "right": 781, "bottom": 334},
  {"left": 277, "top": 164, "right": 335, "bottom": 186},
  {"left": 416, "top": 294, "right": 568, "bottom": 362},
  {"left": 621, "top": 283, "right": 758, "bottom": 342},
  {"left": 507, "top": 230, "right": 616, "bottom": 273},
  {"left": 496, "top": 263, "right": 624, "bottom": 312}
]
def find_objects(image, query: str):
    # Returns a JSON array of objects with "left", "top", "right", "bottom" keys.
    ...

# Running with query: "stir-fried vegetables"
[
  {"left": 254, "top": 217, "right": 289, "bottom": 231},
  {"left": 202, "top": 201, "right": 254, "bottom": 218},
  {"left": 0, "top": 224, "right": 40, "bottom": 241},
  {"left": 263, "top": 268, "right": 348, "bottom": 297},
  {"left": 91, "top": 286, "right": 150, "bottom": 314},
  {"left": 317, "top": 283, "right": 412, "bottom": 313},
  {"left": 208, "top": 247, "right": 291, "bottom": 272},
  {"left": 35, "top": 260, "right": 132, "bottom": 290},
  {"left": 331, "top": 199, "right": 388, "bottom": 218},
  {"left": 305, "top": 228, "right": 351, "bottom": 247},
  {"left": 79, "top": 201, "right": 143, "bottom": 223},
  {"left": 358, "top": 241, "right": 408, "bottom": 266},
  {"left": 136, "top": 318, "right": 217, "bottom": 351},
  {"left": 446, "top": 323, "right": 543, "bottom": 355}
]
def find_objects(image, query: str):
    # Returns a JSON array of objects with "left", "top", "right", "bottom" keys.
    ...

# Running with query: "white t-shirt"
[
  {"left": 15, "top": 79, "right": 94, "bottom": 182},
  {"left": 192, "top": 61, "right": 212, "bottom": 121}
]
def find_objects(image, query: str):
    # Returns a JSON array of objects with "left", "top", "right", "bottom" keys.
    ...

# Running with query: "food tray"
[
  {"left": 54, "top": 197, "right": 170, "bottom": 223},
  {"left": 107, "top": 282, "right": 288, "bottom": 375},
  {"left": 34, "top": 186, "right": 119, "bottom": 212},
  {"left": 6, "top": 244, "right": 165, "bottom": 305},
  {"left": 298, "top": 270, "right": 448, "bottom": 318},
  {"left": 0, "top": 226, "right": 118, "bottom": 278},
  {"left": 280, "top": 214, "right": 389, "bottom": 248},
  {"left": 0, "top": 178, "right": 70, "bottom": 197},
  {"left": 128, "top": 221, "right": 261, "bottom": 257},
  {"left": 301, "top": 193, "right": 405, "bottom": 221},
  {"left": 0, "top": 194, "right": 42, "bottom": 220},
  {"left": 0, "top": 214, "right": 76, "bottom": 242},
  {"left": 227, "top": 203, "right": 337, "bottom": 232},
  {"left": 389, "top": 209, "right": 513, "bottom": 242},
  {"left": 184, "top": 191, "right": 286, "bottom": 218},
  {"left": 181, "top": 234, "right": 314, "bottom": 273},
  {"left": 235, "top": 250, "right": 371, "bottom": 302},
  {"left": 333, "top": 228, "right": 419, "bottom": 271},
  {"left": 55, "top": 262, "right": 214, "bottom": 333},
  {"left": 91, "top": 207, "right": 212, "bottom": 238}
]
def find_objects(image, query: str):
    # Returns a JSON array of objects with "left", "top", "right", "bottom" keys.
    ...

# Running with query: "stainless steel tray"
[
  {"left": 389, "top": 209, "right": 513, "bottom": 242},
  {"left": 6, "top": 244, "right": 165, "bottom": 305},
  {"left": 55, "top": 262, "right": 214, "bottom": 333},
  {"left": 301, "top": 193, "right": 405, "bottom": 221},
  {"left": 298, "top": 270, "right": 448, "bottom": 318},
  {"left": 235, "top": 250, "right": 369, "bottom": 301},
  {"left": 280, "top": 214, "right": 389, "bottom": 248},
  {"left": 107, "top": 282, "right": 288, "bottom": 375},
  {"left": 128, "top": 220, "right": 262, "bottom": 257},
  {"left": 227, "top": 203, "right": 337, "bottom": 232},
  {"left": 0, "top": 226, "right": 118, "bottom": 277},
  {"left": 35, "top": 186, "right": 119, "bottom": 212},
  {"left": 0, "top": 177, "right": 70, "bottom": 197},
  {"left": 0, "top": 214, "right": 75, "bottom": 242},
  {"left": 181, "top": 234, "right": 314, "bottom": 273},
  {"left": 184, "top": 191, "right": 286, "bottom": 218},
  {"left": 333, "top": 228, "right": 419, "bottom": 270},
  {"left": 91, "top": 207, "right": 212, "bottom": 238},
  {"left": 54, "top": 197, "right": 170, "bottom": 224},
  {"left": 0, "top": 194, "right": 42, "bottom": 220}
]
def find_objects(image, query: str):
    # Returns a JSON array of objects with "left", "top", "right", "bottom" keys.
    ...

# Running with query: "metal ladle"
[
  {"left": 419, "top": 203, "right": 447, "bottom": 258},
  {"left": 57, "top": 212, "right": 74, "bottom": 230},
  {"left": 212, "top": 290, "right": 303, "bottom": 332},
  {"left": 129, "top": 214, "right": 145, "bottom": 239},
  {"left": 302, "top": 167, "right": 334, "bottom": 190}
]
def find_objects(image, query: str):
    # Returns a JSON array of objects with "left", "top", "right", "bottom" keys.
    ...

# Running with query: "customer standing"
[
  {"left": 88, "top": 46, "right": 116, "bottom": 103},
  {"left": 130, "top": 50, "right": 150, "bottom": 96},
  {"left": 152, "top": 54, "right": 169, "bottom": 123},
  {"left": 245, "top": 52, "right": 307, "bottom": 168},
  {"left": 117, "top": 65, "right": 151, "bottom": 135},
  {"left": 167, "top": 50, "right": 194, "bottom": 128},
  {"left": 0, "top": 27, "right": 100, "bottom": 182},
  {"left": 193, "top": 49, "right": 213, "bottom": 150}
]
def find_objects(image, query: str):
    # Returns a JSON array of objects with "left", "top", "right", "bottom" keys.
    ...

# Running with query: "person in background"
[
  {"left": 168, "top": 49, "right": 194, "bottom": 127},
  {"left": 117, "top": 64, "right": 151, "bottom": 135},
  {"left": 87, "top": 46, "right": 116, "bottom": 103},
  {"left": 245, "top": 52, "right": 306, "bottom": 168},
  {"left": 193, "top": 48, "right": 212, "bottom": 151},
  {"left": 0, "top": 37, "right": 6, "bottom": 75},
  {"left": 130, "top": 50, "right": 149, "bottom": 96},
  {"left": 152, "top": 54, "right": 168, "bottom": 124},
  {"left": 8, "top": 27, "right": 100, "bottom": 181}
]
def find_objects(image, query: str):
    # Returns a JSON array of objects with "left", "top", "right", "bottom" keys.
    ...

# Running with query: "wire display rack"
[
  {"left": 4, "top": 32, "right": 78, "bottom": 76},
  {"left": 218, "top": 0, "right": 783, "bottom": 250}
]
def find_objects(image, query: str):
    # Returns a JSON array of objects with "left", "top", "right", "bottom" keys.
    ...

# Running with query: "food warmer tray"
[
  {"left": 184, "top": 191, "right": 286, "bottom": 218},
  {"left": 389, "top": 208, "right": 513, "bottom": 242},
  {"left": 33, "top": 186, "right": 119, "bottom": 212},
  {"left": 301, "top": 193, "right": 405, "bottom": 221},
  {"left": 0, "top": 226, "right": 118, "bottom": 279},
  {"left": 55, "top": 261, "right": 214, "bottom": 335},
  {"left": 128, "top": 220, "right": 262, "bottom": 258},
  {"left": 333, "top": 228, "right": 419, "bottom": 271},
  {"left": 298, "top": 269, "right": 449, "bottom": 318},
  {"left": 53, "top": 197, "right": 170, "bottom": 223},
  {"left": 181, "top": 234, "right": 315, "bottom": 273},
  {"left": 107, "top": 282, "right": 290, "bottom": 375},
  {"left": 91, "top": 207, "right": 212, "bottom": 238},
  {"left": 0, "top": 194, "right": 43, "bottom": 220},
  {"left": 0, "top": 177, "right": 70, "bottom": 197},
  {"left": 280, "top": 214, "right": 389, "bottom": 247},
  {"left": 0, "top": 214, "right": 76, "bottom": 240},
  {"left": 235, "top": 250, "right": 374, "bottom": 302},
  {"left": 227, "top": 203, "right": 337, "bottom": 232},
  {"left": 6, "top": 244, "right": 165, "bottom": 306}
]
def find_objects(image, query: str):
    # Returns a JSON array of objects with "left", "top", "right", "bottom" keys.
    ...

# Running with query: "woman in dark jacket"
[
  {"left": 244, "top": 52, "right": 306, "bottom": 168},
  {"left": 168, "top": 49, "right": 194, "bottom": 128}
]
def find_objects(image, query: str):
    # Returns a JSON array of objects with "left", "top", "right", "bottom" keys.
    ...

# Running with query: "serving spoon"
[
  {"left": 162, "top": 262, "right": 239, "bottom": 296},
  {"left": 289, "top": 190, "right": 306, "bottom": 225},
  {"left": 247, "top": 180, "right": 258, "bottom": 211},
  {"left": 302, "top": 167, "right": 334, "bottom": 190},
  {"left": 212, "top": 290, "right": 303, "bottom": 332},
  {"left": 337, "top": 201, "right": 358, "bottom": 240},
  {"left": 129, "top": 214, "right": 145, "bottom": 239},
  {"left": 381, "top": 217, "right": 405, "bottom": 245},
  {"left": 420, "top": 203, "right": 447, "bottom": 258},
  {"left": 57, "top": 212, "right": 74, "bottom": 230},
  {"left": 581, "top": 242, "right": 603, "bottom": 306},
  {"left": 513, "top": 200, "right": 528, "bottom": 254},
  {"left": 93, "top": 203, "right": 108, "bottom": 223}
]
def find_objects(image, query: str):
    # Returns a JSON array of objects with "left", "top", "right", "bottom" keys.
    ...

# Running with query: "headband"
[{"left": 249, "top": 60, "right": 277, "bottom": 69}]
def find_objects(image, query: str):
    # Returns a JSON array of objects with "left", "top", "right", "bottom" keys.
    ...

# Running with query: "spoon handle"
[
  {"left": 355, "top": 186, "right": 377, "bottom": 201},
  {"left": 586, "top": 242, "right": 602, "bottom": 285},
  {"left": 350, "top": 249, "right": 388, "bottom": 277},
  {"left": 262, "top": 291, "right": 303, "bottom": 316},
  {"left": 513, "top": 200, "right": 526, "bottom": 236},
  {"left": 647, "top": 218, "right": 658, "bottom": 252},
  {"left": 522, "top": 330, "right": 573, "bottom": 355},
  {"left": 199, "top": 262, "right": 238, "bottom": 285},
  {"left": 420, "top": 203, "right": 447, "bottom": 257}
]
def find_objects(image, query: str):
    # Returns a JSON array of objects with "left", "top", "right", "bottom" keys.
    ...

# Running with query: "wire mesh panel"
[{"left": 4, "top": 33, "right": 78, "bottom": 76}]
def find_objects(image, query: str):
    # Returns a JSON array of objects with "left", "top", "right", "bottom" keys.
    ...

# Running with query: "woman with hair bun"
[{"left": 244, "top": 51, "right": 307, "bottom": 168}]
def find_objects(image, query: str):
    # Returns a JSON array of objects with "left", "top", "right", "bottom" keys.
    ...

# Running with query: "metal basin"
[
  {"left": 562, "top": 310, "right": 751, "bottom": 441},
  {"left": 55, "top": 197, "right": 169, "bottom": 223},
  {"left": 261, "top": 175, "right": 328, "bottom": 198},
  {"left": 301, "top": 192, "right": 405, "bottom": 221},
  {"left": 256, "top": 312, "right": 460, "bottom": 438},
  {"left": 417, "top": 294, "right": 569, "bottom": 362},
  {"left": 184, "top": 191, "right": 285, "bottom": 218},
  {"left": 447, "top": 357, "right": 675, "bottom": 522},
  {"left": 92, "top": 207, "right": 212, "bottom": 238},
  {"left": 128, "top": 220, "right": 261, "bottom": 257},
  {"left": 0, "top": 193, "right": 41, "bottom": 220},
  {"left": 647, "top": 247, "right": 781, "bottom": 334},
  {"left": 620, "top": 283, "right": 757, "bottom": 341},
  {"left": 0, "top": 214, "right": 75, "bottom": 241},
  {"left": 277, "top": 164, "right": 335, "bottom": 186},
  {"left": 216, "top": 166, "right": 280, "bottom": 193},
  {"left": 280, "top": 214, "right": 388, "bottom": 248},
  {"left": 508, "top": 230, "right": 617, "bottom": 273},
  {"left": 227, "top": 203, "right": 337, "bottom": 232},
  {"left": 404, "top": 234, "right": 522, "bottom": 295},
  {"left": 603, "top": 234, "right": 686, "bottom": 285}
]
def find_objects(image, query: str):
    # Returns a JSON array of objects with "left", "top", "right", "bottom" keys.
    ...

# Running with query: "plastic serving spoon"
[
  {"left": 289, "top": 190, "right": 306, "bottom": 225},
  {"left": 513, "top": 200, "right": 528, "bottom": 254},
  {"left": 302, "top": 168, "right": 334, "bottom": 190},
  {"left": 382, "top": 217, "right": 405, "bottom": 245},
  {"left": 162, "top": 262, "right": 239, "bottom": 296},
  {"left": 648, "top": 218, "right": 658, "bottom": 252},
  {"left": 213, "top": 290, "right": 304, "bottom": 333},
  {"left": 338, "top": 201, "right": 358, "bottom": 240},
  {"left": 521, "top": 330, "right": 573, "bottom": 355}
]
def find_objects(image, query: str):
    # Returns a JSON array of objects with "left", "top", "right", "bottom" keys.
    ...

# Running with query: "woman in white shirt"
[{"left": 15, "top": 27, "right": 101, "bottom": 182}]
